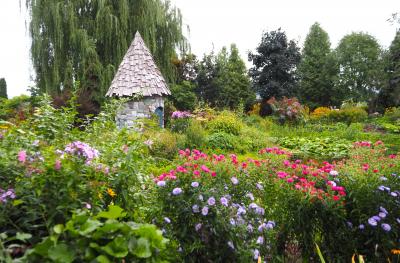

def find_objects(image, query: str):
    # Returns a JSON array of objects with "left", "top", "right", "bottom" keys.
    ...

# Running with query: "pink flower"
[
  {"left": 18, "top": 150, "right": 26, "bottom": 163},
  {"left": 201, "top": 165, "right": 210, "bottom": 173},
  {"left": 211, "top": 171, "right": 217, "bottom": 177},
  {"left": 277, "top": 171, "right": 288, "bottom": 178},
  {"left": 54, "top": 159, "right": 61, "bottom": 170},
  {"left": 283, "top": 160, "right": 290, "bottom": 167},
  {"left": 193, "top": 170, "right": 200, "bottom": 176}
]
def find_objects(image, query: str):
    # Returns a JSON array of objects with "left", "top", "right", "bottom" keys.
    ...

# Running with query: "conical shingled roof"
[{"left": 106, "top": 32, "right": 171, "bottom": 97}]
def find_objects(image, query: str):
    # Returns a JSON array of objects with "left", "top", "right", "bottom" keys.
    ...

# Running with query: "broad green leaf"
[
  {"left": 101, "top": 236, "right": 129, "bottom": 258},
  {"left": 12, "top": 199, "right": 24, "bottom": 206},
  {"left": 16, "top": 232, "right": 32, "bottom": 241},
  {"left": 78, "top": 219, "right": 103, "bottom": 236},
  {"left": 96, "top": 255, "right": 111, "bottom": 263},
  {"left": 48, "top": 243, "right": 75, "bottom": 263},
  {"left": 53, "top": 224, "right": 64, "bottom": 234},
  {"left": 96, "top": 205, "right": 126, "bottom": 220},
  {"left": 133, "top": 237, "right": 151, "bottom": 258}
]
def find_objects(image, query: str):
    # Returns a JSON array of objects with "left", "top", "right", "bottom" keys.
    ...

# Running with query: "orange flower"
[{"left": 107, "top": 188, "right": 116, "bottom": 198}]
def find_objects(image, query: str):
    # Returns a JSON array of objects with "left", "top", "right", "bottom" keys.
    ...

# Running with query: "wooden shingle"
[{"left": 106, "top": 31, "right": 171, "bottom": 97}]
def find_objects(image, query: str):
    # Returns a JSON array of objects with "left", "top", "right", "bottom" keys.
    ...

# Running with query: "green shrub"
[
  {"left": 207, "top": 112, "right": 243, "bottom": 135},
  {"left": 279, "top": 137, "right": 352, "bottom": 160},
  {"left": 184, "top": 119, "right": 206, "bottom": 149},
  {"left": 326, "top": 107, "right": 367, "bottom": 125},
  {"left": 206, "top": 132, "right": 235, "bottom": 151},
  {"left": 17, "top": 205, "right": 168, "bottom": 262},
  {"left": 150, "top": 130, "right": 185, "bottom": 159}
]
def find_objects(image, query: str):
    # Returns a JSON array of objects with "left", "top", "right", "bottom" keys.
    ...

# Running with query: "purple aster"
[
  {"left": 164, "top": 217, "right": 171, "bottom": 224},
  {"left": 359, "top": 224, "right": 365, "bottom": 230},
  {"left": 198, "top": 194, "right": 204, "bottom": 201},
  {"left": 372, "top": 215, "right": 382, "bottom": 222},
  {"left": 368, "top": 217, "right": 378, "bottom": 226},
  {"left": 157, "top": 181, "right": 166, "bottom": 187},
  {"left": 381, "top": 223, "right": 391, "bottom": 232},
  {"left": 195, "top": 223, "right": 202, "bottom": 231},
  {"left": 266, "top": 221, "right": 275, "bottom": 229},
  {"left": 220, "top": 197, "right": 228, "bottom": 207},
  {"left": 256, "top": 236, "right": 264, "bottom": 244},
  {"left": 192, "top": 204, "right": 200, "bottom": 213},
  {"left": 230, "top": 218, "right": 236, "bottom": 226},
  {"left": 255, "top": 207, "right": 265, "bottom": 216},
  {"left": 207, "top": 197, "right": 216, "bottom": 206},
  {"left": 379, "top": 212, "right": 387, "bottom": 218},
  {"left": 191, "top": 182, "right": 199, "bottom": 188},
  {"left": 253, "top": 249, "right": 260, "bottom": 260},
  {"left": 247, "top": 224, "right": 254, "bottom": 233},
  {"left": 172, "top": 188, "right": 183, "bottom": 195},
  {"left": 246, "top": 193, "right": 255, "bottom": 201},
  {"left": 390, "top": 192, "right": 398, "bottom": 197},
  {"left": 231, "top": 177, "right": 239, "bottom": 185},
  {"left": 379, "top": 176, "right": 388, "bottom": 181},
  {"left": 380, "top": 206, "right": 388, "bottom": 215},
  {"left": 378, "top": 185, "right": 385, "bottom": 191},
  {"left": 256, "top": 183, "right": 264, "bottom": 190},
  {"left": 237, "top": 206, "right": 246, "bottom": 215},
  {"left": 249, "top": 203, "right": 258, "bottom": 210},
  {"left": 201, "top": 206, "right": 209, "bottom": 216},
  {"left": 258, "top": 223, "right": 266, "bottom": 232},
  {"left": 396, "top": 218, "right": 400, "bottom": 224}
]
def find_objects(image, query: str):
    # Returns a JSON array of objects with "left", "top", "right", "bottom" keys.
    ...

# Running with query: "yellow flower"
[{"left": 107, "top": 188, "right": 116, "bottom": 198}]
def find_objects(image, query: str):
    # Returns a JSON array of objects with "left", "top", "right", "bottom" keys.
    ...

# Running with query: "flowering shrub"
[
  {"left": 310, "top": 106, "right": 332, "bottom": 120},
  {"left": 153, "top": 149, "right": 276, "bottom": 261},
  {"left": 267, "top": 97, "right": 307, "bottom": 124},
  {"left": 170, "top": 111, "right": 192, "bottom": 133}
]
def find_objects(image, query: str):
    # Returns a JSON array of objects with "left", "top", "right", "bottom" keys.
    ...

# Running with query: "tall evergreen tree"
[
  {"left": 25, "top": 0, "right": 186, "bottom": 106},
  {"left": 298, "top": 23, "right": 339, "bottom": 108},
  {"left": 196, "top": 45, "right": 255, "bottom": 110},
  {"left": 336, "top": 32, "right": 384, "bottom": 104},
  {"left": 379, "top": 30, "right": 400, "bottom": 108},
  {"left": 0, "top": 78, "right": 7, "bottom": 99},
  {"left": 248, "top": 29, "right": 301, "bottom": 100}
]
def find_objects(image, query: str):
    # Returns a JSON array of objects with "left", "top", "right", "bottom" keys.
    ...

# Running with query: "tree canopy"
[
  {"left": 0, "top": 78, "right": 7, "bottom": 99},
  {"left": 248, "top": 29, "right": 301, "bottom": 100},
  {"left": 335, "top": 32, "right": 384, "bottom": 104},
  {"left": 25, "top": 0, "right": 186, "bottom": 108},
  {"left": 297, "top": 23, "right": 339, "bottom": 108},
  {"left": 196, "top": 45, "right": 255, "bottom": 110}
]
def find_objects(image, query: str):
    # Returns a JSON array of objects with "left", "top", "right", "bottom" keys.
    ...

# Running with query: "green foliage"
[
  {"left": 26, "top": 0, "right": 186, "bottom": 106},
  {"left": 184, "top": 120, "right": 206, "bottom": 149},
  {"left": 378, "top": 30, "right": 400, "bottom": 109},
  {"left": 336, "top": 32, "right": 384, "bottom": 103},
  {"left": 196, "top": 45, "right": 255, "bottom": 110},
  {"left": 206, "top": 132, "right": 235, "bottom": 151},
  {"left": 148, "top": 130, "right": 185, "bottom": 160},
  {"left": 0, "top": 95, "right": 31, "bottom": 121},
  {"left": 0, "top": 78, "right": 7, "bottom": 99},
  {"left": 279, "top": 136, "right": 352, "bottom": 160},
  {"left": 206, "top": 112, "right": 243, "bottom": 135},
  {"left": 249, "top": 28, "right": 301, "bottom": 100},
  {"left": 298, "top": 23, "right": 340, "bottom": 108},
  {"left": 19, "top": 206, "right": 168, "bottom": 262},
  {"left": 326, "top": 107, "right": 368, "bottom": 125},
  {"left": 170, "top": 81, "right": 197, "bottom": 111}
]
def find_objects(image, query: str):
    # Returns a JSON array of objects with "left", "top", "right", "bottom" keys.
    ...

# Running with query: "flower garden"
[{"left": 0, "top": 97, "right": 400, "bottom": 262}]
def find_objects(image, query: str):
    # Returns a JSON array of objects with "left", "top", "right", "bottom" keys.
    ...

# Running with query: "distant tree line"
[{"left": 24, "top": 0, "right": 399, "bottom": 114}]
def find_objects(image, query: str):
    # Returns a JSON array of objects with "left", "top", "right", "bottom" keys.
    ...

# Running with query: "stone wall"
[{"left": 116, "top": 96, "right": 164, "bottom": 128}]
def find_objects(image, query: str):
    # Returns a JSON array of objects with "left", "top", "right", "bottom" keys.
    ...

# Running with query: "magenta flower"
[
  {"left": 18, "top": 150, "right": 26, "bottom": 163},
  {"left": 54, "top": 159, "right": 61, "bottom": 171}
]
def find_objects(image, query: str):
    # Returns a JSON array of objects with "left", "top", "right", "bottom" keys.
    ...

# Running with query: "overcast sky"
[{"left": 0, "top": 0, "right": 399, "bottom": 98}]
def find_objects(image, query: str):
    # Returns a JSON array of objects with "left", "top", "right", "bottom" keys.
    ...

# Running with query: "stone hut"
[{"left": 106, "top": 31, "right": 170, "bottom": 128}]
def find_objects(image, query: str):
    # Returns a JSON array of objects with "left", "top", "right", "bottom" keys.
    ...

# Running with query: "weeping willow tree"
[{"left": 25, "top": 0, "right": 187, "bottom": 108}]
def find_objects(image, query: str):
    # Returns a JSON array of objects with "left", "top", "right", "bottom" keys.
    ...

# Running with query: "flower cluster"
[
  {"left": 259, "top": 147, "right": 291, "bottom": 157},
  {"left": 171, "top": 111, "right": 192, "bottom": 119},
  {"left": 366, "top": 207, "right": 395, "bottom": 232},
  {"left": 0, "top": 188, "right": 16, "bottom": 204},
  {"left": 64, "top": 141, "right": 99, "bottom": 164}
]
